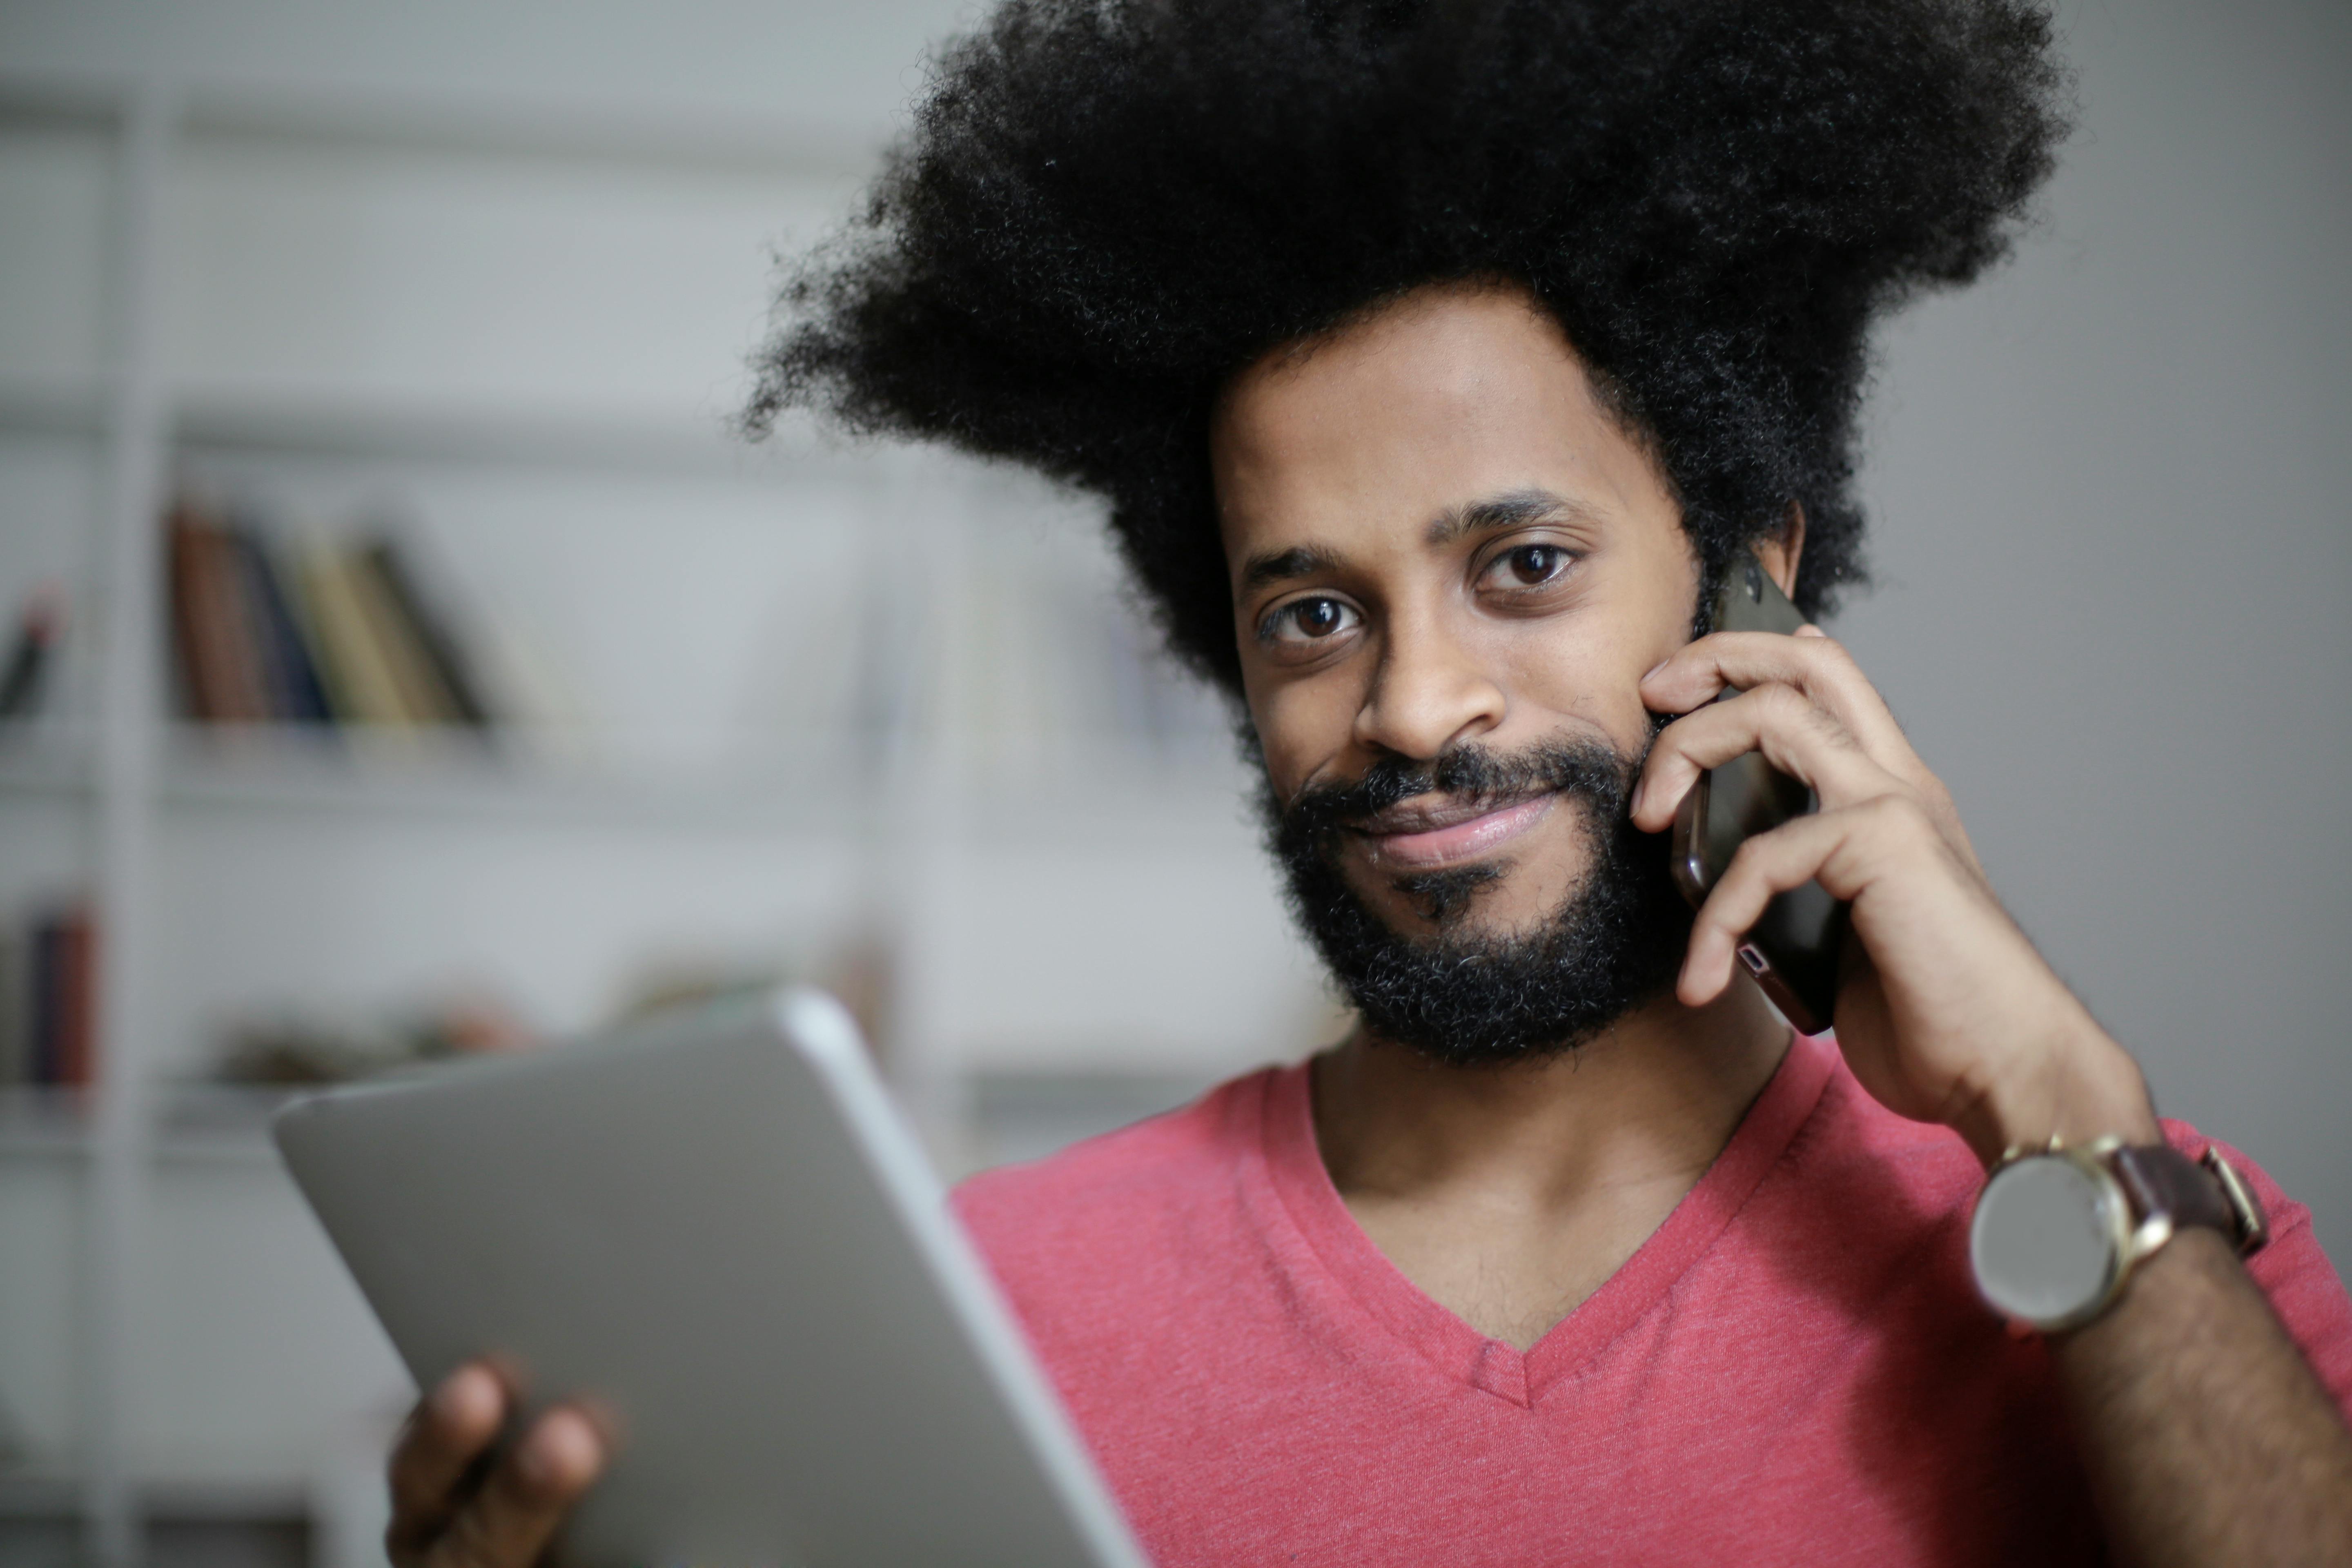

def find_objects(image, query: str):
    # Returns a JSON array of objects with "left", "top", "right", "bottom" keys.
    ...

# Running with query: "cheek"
[
  {"left": 1244, "top": 668, "right": 1361, "bottom": 795},
  {"left": 1488, "top": 619, "right": 1654, "bottom": 743}
]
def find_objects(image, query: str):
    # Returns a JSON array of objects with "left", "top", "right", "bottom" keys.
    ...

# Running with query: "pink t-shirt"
[{"left": 953, "top": 1033, "right": 2352, "bottom": 1566}]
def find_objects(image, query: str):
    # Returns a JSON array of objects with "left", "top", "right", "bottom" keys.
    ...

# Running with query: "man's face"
[{"left": 1212, "top": 282, "right": 1704, "bottom": 1056}]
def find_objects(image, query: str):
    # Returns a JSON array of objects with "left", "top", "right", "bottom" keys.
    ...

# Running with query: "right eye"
[{"left": 1265, "top": 595, "right": 1361, "bottom": 646}]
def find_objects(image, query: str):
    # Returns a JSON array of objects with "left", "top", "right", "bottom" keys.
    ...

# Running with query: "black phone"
[{"left": 1668, "top": 553, "right": 1847, "bottom": 1033}]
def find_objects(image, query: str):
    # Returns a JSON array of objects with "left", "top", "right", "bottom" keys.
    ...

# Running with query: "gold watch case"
[{"left": 1973, "top": 1137, "right": 2150, "bottom": 1334}]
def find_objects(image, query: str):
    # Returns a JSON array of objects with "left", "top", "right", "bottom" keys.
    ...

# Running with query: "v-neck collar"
[{"left": 1256, "top": 1032, "right": 1838, "bottom": 1408}]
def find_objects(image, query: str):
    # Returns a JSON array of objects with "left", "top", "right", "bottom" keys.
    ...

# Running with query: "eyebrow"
[
  {"left": 1238, "top": 544, "right": 1345, "bottom": 593},
  {"left": 1235, "top": 488, "right": 1604, "bottom": 596},
  {"left": 1423, "top": 487, "right": 1599, "bottom": 547}
]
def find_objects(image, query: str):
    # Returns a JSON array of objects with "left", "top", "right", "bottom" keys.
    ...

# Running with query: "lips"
[{"left": 1351, "top": 791, "right": 1557, "bottom": 870}]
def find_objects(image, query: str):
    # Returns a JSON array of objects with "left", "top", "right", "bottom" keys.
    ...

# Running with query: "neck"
[{"left": 1309, "top": 978, "right": 1793, "bottom": 1348}]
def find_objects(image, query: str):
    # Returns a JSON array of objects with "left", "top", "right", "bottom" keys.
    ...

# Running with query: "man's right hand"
[{"left": 387, "top": 1361, "right": 606, "bottom": 1568}]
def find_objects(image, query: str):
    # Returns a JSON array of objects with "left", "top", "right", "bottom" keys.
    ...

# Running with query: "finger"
[
  {"left": 388, "top": 1363, "right": 508, "bottom": 1561},
  {"left": 1677, "top": 806, "right": 1873, "bottom": 1007},
  {"left": 1635, "top": 635, "right": 1980, "bottom": 867},
  {"left": 1677, "top": 795, "right": 1943, "bottom": 1006},
  {"left": 427, "top": 1406, "right": 605, "bottom": 1568},
  {"left": 1642, "top": 630, "right": 1914, "bottom": 766},
  {"left": 1633, "top": 682, "right": 1900, "bottom": 830}
]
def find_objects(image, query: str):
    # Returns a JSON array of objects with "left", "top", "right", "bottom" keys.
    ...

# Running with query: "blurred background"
[{"left": 0, "top": 0, "right": 2343, "bottom": 1562}]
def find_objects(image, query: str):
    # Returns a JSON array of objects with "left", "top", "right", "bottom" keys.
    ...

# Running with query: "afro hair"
[{"left": 750, "top": 0, "right": 2069, "bottom": 695}]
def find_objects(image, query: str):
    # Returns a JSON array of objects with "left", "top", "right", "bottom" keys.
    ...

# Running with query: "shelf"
[
  {"left": 966, "top": 754, "right": 1261, "bottom": 841},
  {"left": 175, "top": 383, "right": 786, "bottom": 479},
  {"left": 0, "top": 69, "right": 882, "bottom": 175},
  {"left": 0, "top": 76, "right": 129, "bottom": 128},
  {"left": 0, "top": 372, "right": 928, "bottom": 481},
  {"left": 178, "top": 80, "right": 878, "bottom": 180},
  {"left": 147, "top": 1083, "right": 305, "bottom": 1167},
  {"left": 0, "top": 725, "right": 1257, "bottom": 837},
  {"left": 0, "top": 1472, "right": 81, "bottom": 1522},
  {"left": 0, "top": 1470, "right": 312, "bottom": 1524},
  {"left": 963, "top": 1067, "right": 1224, "bottom": 1172},
  {"left": 0, "top": 1085, "right": 315, "bottom": 1166},
  {"left": 0, "top": 730, "right": 94, "bottom": 799},
  {"left": 169, "top": 382, "right": 909, "bottom": 483},
  {"left": 155, "top": 726, "right": 878, "bottom": 831},
  {"left": 0, "top": 1085, "right": 290, "bottom": 1165},
  {"left": 0, "top": 374, "right": 108, "bottom": 439},
  {"left": 143, "top": 726, "right": 1256, "bottom": 837},
  {"left": 0, "top": 1087, "right": 93, "bottom": 1158}
]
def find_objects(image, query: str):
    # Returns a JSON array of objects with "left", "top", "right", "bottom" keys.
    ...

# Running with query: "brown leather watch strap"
[{"left": 2110, "top": 1145, "right": 2266, "bottom": 1253}]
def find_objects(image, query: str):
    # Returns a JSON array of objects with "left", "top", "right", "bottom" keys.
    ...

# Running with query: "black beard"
[{"left": 1261, "top": 732, "right": 1693, "bottom": 1067}]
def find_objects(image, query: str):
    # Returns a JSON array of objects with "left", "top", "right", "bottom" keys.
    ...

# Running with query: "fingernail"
[
  {"left": 1642, "top": 658, "right": 1670, "bottom": 682},
  {"left": 433, "top": 1365, "right": 490, "bottom": 1423},
  {"left": 517, "top": 1419, "right": 564, "bottom": 1488},
  {"left": 521, "top": 1410, "right": 598, "bottom": 1491}
]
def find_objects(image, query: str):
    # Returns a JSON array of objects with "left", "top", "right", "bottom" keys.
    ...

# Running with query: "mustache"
[
  {"left": 1256, "top": 719, "right": 1693, "bottom": 1061},
  {"left": 1279, "top": 735, "right": 1642, "bottom": 847}
]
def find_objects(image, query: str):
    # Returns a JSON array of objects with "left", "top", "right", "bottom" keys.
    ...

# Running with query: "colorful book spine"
[
  {"left": 49, "top": 910, "right": 93, "bottom": 1089},
  {"left": 28, "top": 918, "right": 55, "bottom": 1087},
  {"left": 167, "top": 504, "right": 225, "bottom": 721},
  {"left": 296, "top": 540, "right": 420, "bottom": 727},
  {"left": 0, "top": 926, "right": 26, "bottom": 1087},
  {"left": 363, "top": 538, "right": 494, "bottom": 727},
  {"left": 344, "top": 543, "right": 461, "bottom": 725},
  {"left": 167, "top": 505, "right": 274, "bottom": 724},
  {"left": 21, "top": 908, "right": 96, "bottom": 1089},
  {"left": 165, "top": 491, "right": 513, "bottom": 734},
  {"left": 0, "top": 592, "right": 58, "bottom": 723},
  {"left": 233, "top": 526, "right": 335, "bottom": 726}
]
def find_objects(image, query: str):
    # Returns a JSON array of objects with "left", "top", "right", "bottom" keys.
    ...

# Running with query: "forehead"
[{"left": 1210, "top": 283, "right": 1676, "bottom": 575}]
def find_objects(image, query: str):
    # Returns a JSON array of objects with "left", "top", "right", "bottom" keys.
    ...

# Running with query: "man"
[{"left": 385, "top": 1, "right": 2352, "bottom": 1563}]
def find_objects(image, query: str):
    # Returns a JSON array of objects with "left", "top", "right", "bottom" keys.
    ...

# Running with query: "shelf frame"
[{"left": 79, "top": 76, "right": 177, "bottom": 1568}]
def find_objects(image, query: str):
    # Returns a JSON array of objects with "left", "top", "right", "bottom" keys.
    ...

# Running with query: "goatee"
[{"left": 1262, "top": 733, "right": 1691, "bottom": 1066}]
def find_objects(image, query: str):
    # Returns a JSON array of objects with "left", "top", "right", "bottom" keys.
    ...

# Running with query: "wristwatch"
[{"left": 1969, "top": 1136, "right": 2269, "bottom": 1333}]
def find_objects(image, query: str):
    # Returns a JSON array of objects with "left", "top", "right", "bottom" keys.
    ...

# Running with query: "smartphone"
[{"left": 1668, "top": 553, "right": 1847, "bottom": 1034}]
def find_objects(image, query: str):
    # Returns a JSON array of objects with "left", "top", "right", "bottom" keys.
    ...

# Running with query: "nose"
[{"left": 1352, "top": 605, "right": 1506, "bottom": 764}]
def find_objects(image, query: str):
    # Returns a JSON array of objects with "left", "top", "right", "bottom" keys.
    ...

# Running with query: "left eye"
[{"left": 1494, "top": 544, "right": 1569, "bottom": 587}]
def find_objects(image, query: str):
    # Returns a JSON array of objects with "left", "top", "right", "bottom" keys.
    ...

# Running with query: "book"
[
  {"left": 0, "top": 592, "right": 59, "bottom": 723},
  {"left": 296, "top": 539, "right": 419, "bottom": 727},
  {"left": 232, "top": 525, "right": 334, "bottom": 726},
  {"left": 165, "top": 496, "right": 524, "bottom": 735},
  {"left": 193, "top": 508, "right": 272, "bottom": 723},
  {"left": 167, "top": 502, "right": 274, "bottom": 724},
  {"left": 345, "top": 540, "right": 463, "bottom": 726},
  {"left": 29, "top": 917, "right": 57, "bottom": 1086},
  {"left": 48, "top": 909, "right": 93, "bottom": 1089},
  {"left": 362, "top": 538, "right": 493, "bottom": 728},
  {"left": 25, "top": 909, "right": 96, "bottom": 1088},
  {"left": 167, "top": 503, "right": 223, "bottom": 721},
  {"left": 0, "top": 926, "right": 26, "bottom": 1086}
]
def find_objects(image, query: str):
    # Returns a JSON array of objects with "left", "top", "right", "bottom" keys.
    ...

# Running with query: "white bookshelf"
[{"left": 0, "top": 75, "right": 1310, "bottom": 1568}]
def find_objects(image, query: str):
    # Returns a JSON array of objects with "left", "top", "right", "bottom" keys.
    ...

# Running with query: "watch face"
[{"left": 1970, "top": 1155, "right": 2122, "bottom": 1326}]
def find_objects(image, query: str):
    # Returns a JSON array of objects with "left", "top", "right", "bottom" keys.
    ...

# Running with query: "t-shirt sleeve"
[{"left": 2163, "top": 1120, "right": 2352, "bottom": 1418}]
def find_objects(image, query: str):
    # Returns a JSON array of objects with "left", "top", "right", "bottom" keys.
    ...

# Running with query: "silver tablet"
[{"left": 274, "top": 987, "right": 1147, "bottom": 1568}]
